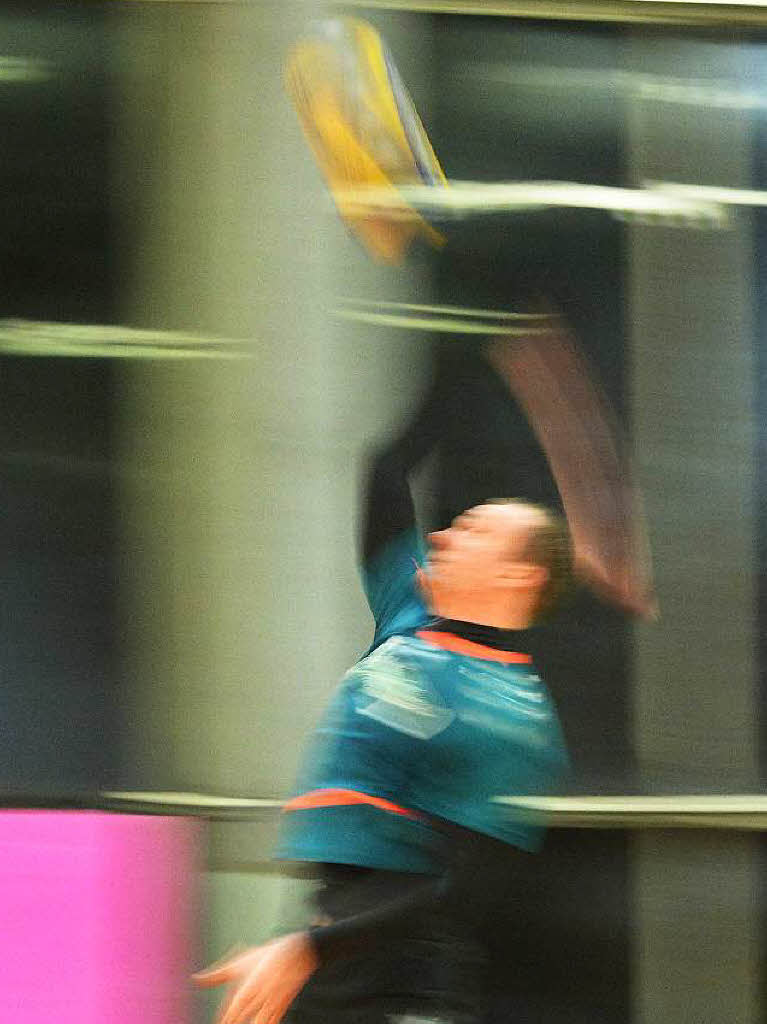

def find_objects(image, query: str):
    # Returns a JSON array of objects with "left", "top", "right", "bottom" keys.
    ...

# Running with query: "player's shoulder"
[
  {"left": 351, "top": 632, "right": 447, "bottom": 683},
  {"left": 341, "top": 635, "right": 455, "bottom": 737}
]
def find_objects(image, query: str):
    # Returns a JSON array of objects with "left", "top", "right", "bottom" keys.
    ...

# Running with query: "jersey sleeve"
[
  {"left": 360, "top": 450, "right": 429, "bottom": 648},
  {"left": 362, "top": 526, "right": 428, "bottom": 648}
]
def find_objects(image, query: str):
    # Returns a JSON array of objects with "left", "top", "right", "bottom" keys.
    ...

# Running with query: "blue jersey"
[{"left": 276, "top": 526, "right": 570, "bottom": 873}]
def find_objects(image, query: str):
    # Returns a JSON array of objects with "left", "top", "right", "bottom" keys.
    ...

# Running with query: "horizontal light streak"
[
  {"left": 338, "top": 181, "right": 728, "bottom": 224},
  {"left": 0, "top": 320, "right": 249, "bottom": 360},
  {"left": 95, "top": 790, "right": 767, "bottom": 829}
]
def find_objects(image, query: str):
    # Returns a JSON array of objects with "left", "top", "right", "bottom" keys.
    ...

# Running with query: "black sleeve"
[
  {"left": 309, "top": 871, "right": 443, "bottom": 963},
  {"left": 361, "top": 352, "right": 464, "bottom": 565},
  {"left": 309, "top": 826, "right": 524, "bottom": 965}
]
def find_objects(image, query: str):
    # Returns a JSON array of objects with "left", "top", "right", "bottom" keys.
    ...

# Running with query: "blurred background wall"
[{"left": 0, "top": 3, "right": 119, "bottom": 795}]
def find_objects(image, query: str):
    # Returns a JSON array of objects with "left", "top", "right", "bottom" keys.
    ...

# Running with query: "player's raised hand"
[{"left": 193, "top": 932, "right": 319, "bottom": 1024}]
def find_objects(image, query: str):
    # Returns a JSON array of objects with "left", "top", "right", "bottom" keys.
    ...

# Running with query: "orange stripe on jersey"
[
  {"left": 416, "top": 630, "right": 533, "bottom": 664},
  {"left": 283, "top": 788, "right": 421, "bottom": 820}
]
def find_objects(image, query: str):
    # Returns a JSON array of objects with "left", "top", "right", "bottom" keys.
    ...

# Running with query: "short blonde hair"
[{"left": 489, "top": 499, "right": 574, "bottom": 622}]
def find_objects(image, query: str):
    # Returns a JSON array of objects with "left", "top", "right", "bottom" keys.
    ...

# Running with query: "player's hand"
[
  {"left": 193, "top": 931, "right": 319, "bottom": 1024},
  {"left": 574, "top": 549, "right": 658, "bottom": 621}
]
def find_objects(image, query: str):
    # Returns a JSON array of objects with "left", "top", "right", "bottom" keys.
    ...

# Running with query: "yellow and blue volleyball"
[{"left": 285, "top": 17, "right": 447, "bottom": 264}]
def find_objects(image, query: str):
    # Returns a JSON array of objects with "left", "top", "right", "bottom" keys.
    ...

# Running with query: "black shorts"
[{"left": 283, "top": 865, "right": 488, "bottom": 1024}]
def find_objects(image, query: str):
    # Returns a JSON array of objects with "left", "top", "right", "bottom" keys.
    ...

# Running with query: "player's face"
[{"left": 425, "top": 502, "right": 545, "bottom": 597}]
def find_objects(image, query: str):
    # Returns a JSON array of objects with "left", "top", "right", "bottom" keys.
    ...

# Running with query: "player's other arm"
[
  {"left": 307, "top": 823, "right": 513, "bottom": 961},
  {"left": 193, "top": 827, "right": 515, "bottom": 1024}
]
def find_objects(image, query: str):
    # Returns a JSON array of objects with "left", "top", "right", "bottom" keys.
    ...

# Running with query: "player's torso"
[{"left": 333, "top": 632, "right": 569, "bottom": 849}]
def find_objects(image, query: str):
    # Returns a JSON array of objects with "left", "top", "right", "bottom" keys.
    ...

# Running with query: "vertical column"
[
  {"left": 108, "top": 2, "right": 437, "bottom": 997},
  {"left": 626, "top": 37, "right": 759, "bottom": 1024}
]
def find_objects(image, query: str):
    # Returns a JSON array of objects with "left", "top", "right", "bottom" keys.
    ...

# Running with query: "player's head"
[{"left": 422, "top": 500, "right": 573, "bottom": 626}]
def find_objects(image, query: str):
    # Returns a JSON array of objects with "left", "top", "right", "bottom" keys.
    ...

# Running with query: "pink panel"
[{"left": 0, "top": 811, "right": 202, "bottom": 1024}]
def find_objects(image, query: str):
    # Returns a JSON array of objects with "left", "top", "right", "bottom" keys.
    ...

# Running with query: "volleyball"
[{"left": 285, "top": 17, "right": 447, "bottom": 264}]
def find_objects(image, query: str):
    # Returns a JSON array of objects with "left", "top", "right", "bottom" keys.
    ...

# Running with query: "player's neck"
[{"left": 431, "top": 593, "right": 535, "bottom": 631}]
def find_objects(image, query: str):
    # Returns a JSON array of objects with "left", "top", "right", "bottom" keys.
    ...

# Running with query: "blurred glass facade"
[{"left": 0, "top": 2, "right": 765, "bottom": 1022}]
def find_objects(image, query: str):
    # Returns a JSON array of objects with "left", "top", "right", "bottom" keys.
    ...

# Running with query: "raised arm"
[
  {"left": 360, "top": 371, "right": 447, "bottom": 566},
  {"left": 487, "top": 316, "right": 656, "bottom": 619},
  {"left": 360, "top": 361, "right": 461, "bottom": 647}
]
